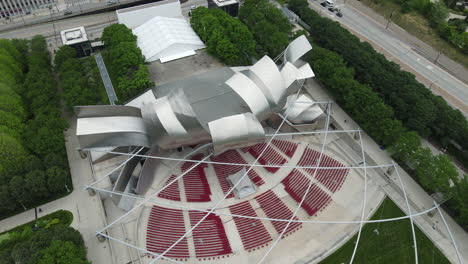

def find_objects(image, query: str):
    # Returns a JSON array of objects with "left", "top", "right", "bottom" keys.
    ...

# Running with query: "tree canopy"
[
  {"left": 101, "top": 24, "right": 153, "bottom": 103},
  {"left": 191, "top": 7, "right": 257, "bottom": 66},
  {"left": 239, "top": 0, "right": 292, "bottom": 58}
]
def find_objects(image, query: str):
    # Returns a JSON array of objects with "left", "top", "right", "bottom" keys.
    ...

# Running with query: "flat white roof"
[
  {"left": 60, "top": 26, "right": 88, "bottom": 45},
  {"left": 213, "top": 0, "right": 238, "bottom": 7}
]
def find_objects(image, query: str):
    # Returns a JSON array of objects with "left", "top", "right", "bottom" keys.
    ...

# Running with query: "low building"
[
  {"left": 60, "top": 26, "right": 92, "bottom": 57},
  {"left": 208, "top": 0, "right": 239, "bottom": 17}
]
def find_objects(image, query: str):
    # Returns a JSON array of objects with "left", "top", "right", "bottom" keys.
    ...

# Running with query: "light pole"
[
  {"left": 385, "top": 8, "right": 395, "bottom": 29},
  {"left": 434, "top": 51, "right": 442, "bottom": 64}
]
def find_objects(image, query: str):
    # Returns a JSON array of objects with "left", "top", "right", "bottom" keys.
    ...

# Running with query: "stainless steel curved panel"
[
  {"left": 167, "top": 88, "right": 211, "bottom": 143},
  {"left": 135, "top": 147, "right": 159, "bottom": 195},
  {"left": 209, "top": 113, "right": 265, "bottom": 154},
  {"left": 284, "top": 35, "right": 312, "bottom": 66},
  {"left": 248, "top": 56, "right": 286, "bottom": 107},
  {"left": 76, "top": 116, "right": 151, "bottom": 149},
  {"left": 225, "top": 72, "right": 271, "bottom": 121},
  {"left": 75, "top": 105, "right": 142, "bottom": 118}
]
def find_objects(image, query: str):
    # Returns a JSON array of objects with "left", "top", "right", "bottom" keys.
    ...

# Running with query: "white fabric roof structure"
[{"left": 133, "top": 16, "right": 205, "bottom": 63}]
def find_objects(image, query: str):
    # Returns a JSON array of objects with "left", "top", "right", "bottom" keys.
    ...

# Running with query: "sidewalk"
[
  {"left": 0, "top": 118, "right": 115, "bottom": 264},
  {"left": 304, "top": 78, "right": 468, "bottom": 264}
]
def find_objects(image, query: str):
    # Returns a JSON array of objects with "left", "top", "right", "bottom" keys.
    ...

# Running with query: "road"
[
  {"left": 0, "top": 11, "right": 116, "bottom": 39},
  {"left": 307, "top": 0, "right": 468, "bottom": 115}
]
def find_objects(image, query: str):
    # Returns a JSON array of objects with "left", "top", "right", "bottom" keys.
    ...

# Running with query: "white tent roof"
[{"left": 133, "top": 16, "right": 205, "bottom": 63}]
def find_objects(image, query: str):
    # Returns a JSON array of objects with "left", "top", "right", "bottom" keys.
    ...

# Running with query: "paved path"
[
  {"left": 0, "top": 118, "right": 116, "bottom": 264},
  {"left": 304, "top": 78, "right": 468, "bottom": 264},
  {"left": 307, "top": 0, "right": 468, "bottom": 115},
  {"left": 95, "top": 53, "right": 117, "bottom": 104}
]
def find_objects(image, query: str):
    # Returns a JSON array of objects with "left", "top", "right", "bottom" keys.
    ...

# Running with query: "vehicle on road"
[
  {"left": 336, "top": 9, "right": 343, "bottom": 17},
  {"left": 64, "top": 10, "right": 73, "bottom": 15},
  {"left": 328, "top": 7, "right": 335, "bottom": 12},
  {"left": 107, "top": 0, "right": 117, "bottom": 5},
  {"left": 190, "top": 5, "right": 198, "bottom": 10},
  {"left": 320, "top": 2, "right": 327, "bottom": 7}
]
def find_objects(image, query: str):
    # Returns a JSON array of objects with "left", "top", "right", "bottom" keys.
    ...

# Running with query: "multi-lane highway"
[{"left": 307, "top": 0, "right": 468, "bottom": 114}]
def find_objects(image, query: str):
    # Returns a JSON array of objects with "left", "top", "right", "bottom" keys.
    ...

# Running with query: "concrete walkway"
[
  {"left": 304, "top": 78, "right": 468, "bottom": 263},
  {"left": 0, "top": 118, "right": 115, "bottom": 264}
]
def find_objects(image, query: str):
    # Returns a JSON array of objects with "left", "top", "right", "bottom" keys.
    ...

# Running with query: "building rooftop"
[{"left": 60, "top": 26, "right": 88, "bottom": 45}]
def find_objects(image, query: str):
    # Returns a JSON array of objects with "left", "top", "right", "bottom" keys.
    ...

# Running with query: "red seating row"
[
  {"left": 282, "top": 170, "right": 331, "bottom": 216},
  {"left": 243, "top": 143, "right": 286, "bottom": 173},
  {"left": 189, "top": 211, "right": 233, "bottom": 259},
  {"left": 256, "top": 190, "right": 302, "bottom": 237},
  {"left": 298, "top": 148, "right": 349, "bottom": 193},
  {"left": 272, "top": 139, "right": 298, "bottom": 157},
  {"left": 211, "top": 150, "right": 264, "bottom": 198},
  {"left": 158, "top": 175, "right": 181, "bottom": 201},
  {"left": 314, "top": 156, "right": 349, "bottom": 193},
  {"left": 182, "top": 154, "right": 211, "bottom": 202},
  {"left": 229, "top": 201, "right": 272, "bottom": 251},
  {"left": 146, "top": 206, "right": 189, "bottom": 260}
]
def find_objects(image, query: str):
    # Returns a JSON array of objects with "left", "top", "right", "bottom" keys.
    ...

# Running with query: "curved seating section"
[
  {"left": 229, "top": 201, "right": 272, "bottom": 251},
  {"left": 211, "top": 150, "right": 264, "bottom": 198},
  {"left": 157, "top": 174, "right": 181, "bottom": 201},
  {"left": 189, "top": 211, "right": 233, "bottom": 260},
  {"left": 298, "top": 148, "right": 349, "bottom": 193},
  {"left": 146, "top": 206, "right": 189, "bottom": 260},
  {"left": 298, "top": 148, "right": 320, "bottom": 173},
  {"left": 282, "top": 170, "right": 331, "bottom": 216},
  {"left": 315, "top": 155, "right": 349, "bottom": 193},
  {"left": 256, "top": 190, "right": 302, "bottom": 237},
  {"left": 242, "top": 143, "right": 286, "bottom": 173},
  {"left": 182, "top": 154, "right": 211, "bottom": 202},
  {"left": 272, "top": 139, "right": 298, "bottom": 157}
]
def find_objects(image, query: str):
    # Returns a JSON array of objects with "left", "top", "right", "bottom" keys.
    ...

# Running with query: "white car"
[{"left": 190, "top": 5, "right": 197, "bottom": 10}]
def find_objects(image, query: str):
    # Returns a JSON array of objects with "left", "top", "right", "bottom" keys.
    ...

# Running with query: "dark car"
[
  {"left": 64, "top": 10, "right": 72, "bottom": 15},
  {"left": 336, "top": 10, "right": 343, "bottom": 17},
  {"left": 328, "top": 6, "right": 335, "bottom": 12},
  {"left": 320, "top": 2, "right": 327, "bottom": 7}
]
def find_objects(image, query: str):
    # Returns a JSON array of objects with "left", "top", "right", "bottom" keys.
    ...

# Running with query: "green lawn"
[{"left": 320, "top": 198, "right": 450, "bottom": 264}]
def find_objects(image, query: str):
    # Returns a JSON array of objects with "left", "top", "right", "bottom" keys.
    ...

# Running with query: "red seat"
[
  {"left": 146, "top": 206, "right": 189, "bottom": 258},
  {"left": 189, "top": 211, "right": 232, "bottom": 258},
  {"left": 229, "top": 201, "right": 272, "bottom": 251}
]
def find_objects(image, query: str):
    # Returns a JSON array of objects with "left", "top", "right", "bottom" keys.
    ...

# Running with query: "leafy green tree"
[
  {"left": 37, "top": 240, "right": 90, "bottom": 264},
  {"left": 389, "top": 131, "right": 422, "bottom": 161},
  {"left": 102, "top": 24, "right": 137, "bottom": 47},
  {"left": 47, "top": 167, "right": 70, "bottom": 193},
  {"left": 449, "top": 176, "right": 468, "bottom": 225},
  {"left": 416, "top": 153, "right": 456, "bottom": 193},
  {"left": 0, "top": 184, "right": 17, "bottom": 213},
  {"left": 9, "top": 175, "right": 32, "bottom": 205},
  {"left": 425, "top": 2, "right": 449, "bottom": 26},
  {"left": 0, "top": 133, "right": 30, "bottom": 181},
  {"left": 54, "top": 45, "right": 77, "bottom": 69},
  {"left": 239, "top": 0, "right": 292, "bottom": 58},
  {"left": 25, "top": 170, "right": 50, "bottom": 199},
  {"left": 191, "top": 7, "right": 257, "bottom": 66}
]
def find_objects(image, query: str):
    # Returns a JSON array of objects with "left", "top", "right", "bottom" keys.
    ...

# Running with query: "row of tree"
[
  {"left": 191, "top": 7, "right": 257, "bottom": 66},
  {"left": 101, "top": 24, "right": 153, "bottom": 103},
  {"left": 285, "top": 0, "right": 467, "bottom": 226},
  {"left": 390, "top": 0, "right": 468, "bottom": 54},
  {"left": 239, "top": 0, "right": 293, "bottom": 59},
  {"left": 0, "top": 37, "right": 71, "bottom": 217},
  {"left": 54, "top": 46, "right": 105, "bottom": 110},
  {"left": 0, "top": 224, "right": 89, "bottom": 263},
  {"left": 289, "top": 0, "right": 468, "bottom": 167}
]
